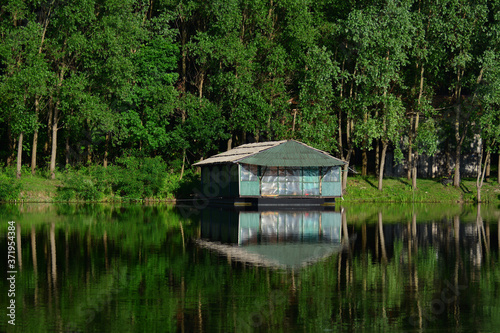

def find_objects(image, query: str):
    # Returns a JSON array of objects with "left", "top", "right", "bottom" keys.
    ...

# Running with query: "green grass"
[
  {"left": 343, "top": 175, "right": 500, "bottom": 204},
  {"left": 18, "top": 173, "right": 63, "bottom": 202}
]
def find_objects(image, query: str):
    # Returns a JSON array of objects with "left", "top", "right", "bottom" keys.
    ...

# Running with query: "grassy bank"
[
  {"left": 1, "top": 165, "right": 499, "bottom": 204},
  {"left": 342, "top": 175, "right": 500, "bottom": 204},
  {"left": 0, "top": 158, "right": 198, "bottom": 203}
]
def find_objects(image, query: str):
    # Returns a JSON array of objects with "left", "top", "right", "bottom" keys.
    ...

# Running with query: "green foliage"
[
  {"left": 56, "top": 157, "right": 174, "bottom": 201},
  {"left": 113, "top": 156, "right": 168, "bottom": 198},
  {"left": 0, "top": 172, "right": 21, "bottom": 201},
  {"left": 415, "top": 118, "right": 439, "bottom": 155},
  {"left": 1, "top": 0, "right": 500, "bottom": 189},
  {"left": 173, "top": 169, "right": 201, "bottom": 199},
  {"left": 296, "top": 46, "right": 339, "bottom": 152},
  {"left": 57, "top": 170, "right": 106, "bottom": 201}
]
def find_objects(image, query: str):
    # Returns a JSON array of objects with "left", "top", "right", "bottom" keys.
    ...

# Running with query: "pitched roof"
[
  {"left": 193, "top": 140, "right": 345, "bottom": 167},
  {"left": 193, "top": 140, "right": 285, "bottom": 166}
]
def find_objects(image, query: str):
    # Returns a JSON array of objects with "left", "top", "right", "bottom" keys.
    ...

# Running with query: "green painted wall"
[
  {"left": 322, "top": 182, "right": 342, "bottom": 197},
  {"left": 240, "top": 181, "right": 260, "bottom": 196}
]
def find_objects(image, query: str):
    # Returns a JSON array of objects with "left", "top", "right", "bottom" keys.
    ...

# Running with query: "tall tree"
[
  {"left": 475, "top": 49, "right": 500, "bottom": 200},
  {"left": 346, "top": 0, "right": 413, "bottom": 189},
  {"left": 295, "top": 46, "right": 339, "bottom": 152},
  {"left": 0, "top": 6, "right": 52, "bottom": 177},
  {"left": 432, "top": 0, "right": 489, "bottom": 187}
]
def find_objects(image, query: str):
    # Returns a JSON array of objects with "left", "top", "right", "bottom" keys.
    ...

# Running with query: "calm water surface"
[{"left": 0, "top": 203, "right": 499, "bottom": 332}]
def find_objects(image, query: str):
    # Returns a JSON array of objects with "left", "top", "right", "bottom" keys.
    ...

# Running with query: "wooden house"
[{"left": 193, "top": 140, "right": 346, "bottom": 207}]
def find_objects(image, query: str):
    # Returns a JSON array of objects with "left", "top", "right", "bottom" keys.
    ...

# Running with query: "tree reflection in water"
[{"left": 0, "top": 203, "right": 498, "bottom": 332}]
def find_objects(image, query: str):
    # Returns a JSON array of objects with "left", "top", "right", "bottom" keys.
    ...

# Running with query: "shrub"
[
  {"left": 0, "top": 173, "right": 21, "bottom": 201},
  {"left": 114, "top": 156, "right": 168, "bottom": 199},
  {"left": 57, "top": 172, "right": 101, "bottom": 201},
  {"left": 174, "top": 170, "right": 201, "bottom": 199},
  {"left": 57, "top": 157, "right": 176, "bottom": 201},
  {"left": 163, "top": 172, "right": 181, "bottom": 199},
  {"left": 89, "top": 165, "right": 115, "bottom": 196}
]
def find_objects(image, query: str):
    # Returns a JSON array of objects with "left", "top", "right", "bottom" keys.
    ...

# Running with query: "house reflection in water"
[{"left": 198, "top": 208, "right": 345, "bottom": 269}]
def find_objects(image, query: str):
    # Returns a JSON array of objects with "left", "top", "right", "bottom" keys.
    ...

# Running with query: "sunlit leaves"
[{"left": 0, "top": 21, "right": 52, "bottom": 136}]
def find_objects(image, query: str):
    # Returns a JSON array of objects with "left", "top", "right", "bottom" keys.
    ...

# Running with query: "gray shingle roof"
[{"left": 193, "top": 140, "right": 345, "bottom": 167}]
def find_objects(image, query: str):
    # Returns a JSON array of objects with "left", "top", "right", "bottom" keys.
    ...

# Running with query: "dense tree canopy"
[{"left": 1, "top": 0, "right": 499, "bottom": 189}]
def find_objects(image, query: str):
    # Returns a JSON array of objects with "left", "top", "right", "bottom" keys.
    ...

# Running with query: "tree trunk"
[
  {"left": 50, "top": 107, "right": 59, "bottom": 179},
  {"left": 454, "top": 143, "right": 461, "bottom": 187},
  {"left": 65, "top": 128, "right": 70, "bottom": 168},
  {"left": 498, "top": 153, "right": 500, "bottom": 185},
  {"left": 179, "top": 150, "right": 186, "bottom": 180},
  {"left": 412, "top": 155, "right": 418, "bottom": 189},
  {"left": 45, "top": 101, "right": 53, "bottom": 156},
  {"left": 412, "top": 110, "right": 420, "bottom": 190},
  {"left": 342, "top": 119, "right": 353, "bottom": 192},
  {"left": 179, "top": 108, "right": 187, "bottom": 180},
  {"left": 362, "top": 149, "right": 367, "bottom": 176},
  {"left": 338, "top": 109, "right": 343, "bottom": 160},
  {"left": 86, "top": 144, "right": 91, "bottom": 165},
  {"left": 378, "top": 141, "right": 388, "bottom": 191},
  {"left": 31, "top": 98, "right": 40, "bottom": 175},
  {"left": 476, "top": 144, "right": 492, "bottom": 203},
  {"left": 477, "top": 152, "right": 482, "bottom": 203},
  {"left": 485, "top": 154, "right": 490, "bottom": 181},
  {"left": 362, "top": 110, "right": 368, "bottom": 176},
  {"left": 407, "top": 113, "right": 414, "bottom": 180},
  {"left": 445, "top": 140, "right": 452, "bottom": 176},
  {"left": 31, "top": 129, "right": 38, "bottom": 175},
  {"left": 198, "top": 72, "right": 204, "bottom": 99},
  {"left": 342, "top": 147, "right": 353, "bottom": 193},
  {"left": 453, "top": 69, "right": 463, "bottom": 188},
  {"left": 375, "top": 139, "right": 380, "bottom": 177},
  {"left": 16, "top": 132, "right": 24, "bottom": 179},
  {"left": 412, "top": 64, "right": 424, "bottom": 189},
  {"left": 103, "top": 133, "right": 109, "bottom": 168},
  {"left": 407, "top": 139, "right": 413, "bottom": 180},
  {"left": 50, "top": 63, "right": 66, "bottom": 178},
  {"left": 31, "top": 6, "right": 49, "bottom": 174}
]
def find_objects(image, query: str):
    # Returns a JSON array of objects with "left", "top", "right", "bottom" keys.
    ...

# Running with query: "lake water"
[{"left": 1, "top": 203, "right": 499, "bottom": 332}]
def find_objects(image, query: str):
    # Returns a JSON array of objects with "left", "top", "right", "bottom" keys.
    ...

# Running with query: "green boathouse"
[{"left": 193, "top": 140, "right": 346, "bottom": 206}]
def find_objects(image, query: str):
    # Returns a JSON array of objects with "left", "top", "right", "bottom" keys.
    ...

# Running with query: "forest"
[{"left": 1, "top": 0, "right": 499, "bottom": 199}]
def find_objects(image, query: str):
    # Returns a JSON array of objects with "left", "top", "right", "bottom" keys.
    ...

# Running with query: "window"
[
  {"left": 322, "top": 167, "right": 340, "bottom": 182},
  {"left": 261, "top": 167, "right": 278, "bottom": 195},
  {"left": 240, "top": 164, "right": 258, "bottom": 181},
  {"left": 303, "top": 167, "right": 319, "bottom": 196},
  {"left": 280, "top": 168, "right": 302, "bottom": 195}
]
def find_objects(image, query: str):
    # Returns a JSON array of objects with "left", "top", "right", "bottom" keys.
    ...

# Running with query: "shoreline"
[{"left": 1, "top": 174, "right": 499, "bottom": 204}]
